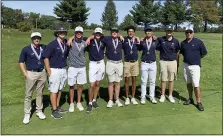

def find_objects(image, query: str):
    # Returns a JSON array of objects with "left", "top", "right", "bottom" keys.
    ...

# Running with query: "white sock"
[
  {"left": 89, "top": 102, "right": 92, "bottom": 105},
  {"left": 92, "top": 99, "right": 96, "bottom": 102}
]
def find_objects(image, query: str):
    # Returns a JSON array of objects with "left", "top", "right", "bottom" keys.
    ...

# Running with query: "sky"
[{"left": 3, "top": 1, "right": 139, "bottom": 25}]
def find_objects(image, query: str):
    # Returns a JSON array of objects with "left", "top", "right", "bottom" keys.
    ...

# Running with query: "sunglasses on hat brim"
[
  {"left": 75, "top": 31, "right": 83, "bottom": 34},
  {"left": 185, "top": 30, "right": 193, "bottom": 34},
  {"left": 31, "top": 36, "right": 41, "bottom": 40}
]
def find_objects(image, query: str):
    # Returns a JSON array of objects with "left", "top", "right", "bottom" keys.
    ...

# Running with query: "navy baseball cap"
[
  {"left": 56, "top": 26, "right": 68, "bottom": 32},
  {"left": 144, "top": 26, "right": 153, "bottom": 32},
  {"left": 110, "top": 27, "right": 119, "bottom": 32},
  {"left": 165, "top": 25, "right": 174, "bottom": 31}
]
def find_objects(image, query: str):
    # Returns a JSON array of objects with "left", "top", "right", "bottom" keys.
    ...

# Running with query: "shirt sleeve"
[
  {"left": 83, "top": 37, "right": 88, "bottom": 41},
  {"left": 137, "top": 41, "right": 143, "bottom": 51},
  {"left": 155, "top": 37, "right": 161, "bottom": 51},
  {"left": 18, "top": 47, "right": 27, "bottom": 63},
  {"left": 180, "top": 42, "right": 184, "bottom": 54},
  {"left": 175, "top": 39, "right": 181, "bottom": 52},
  {"left": 42, "top": 43, "right": 54, "bottom": 59},
  {"left": 199, "top": 40, "right": 208, "bottom": 56},
  {"left": 101, "top": 36, "right": 109, "bottom": 45}
]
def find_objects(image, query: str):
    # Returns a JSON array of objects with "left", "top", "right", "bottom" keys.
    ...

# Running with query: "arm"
[
  {"left": 85, "top": 35, "right": 94, "bottom": 45},
  {"left": 44, "top": 58, "right": 51, "bottom": 76},
  {"left": 19, "top": 63, "right": 28, "bottom": 77},
  {"left": 67, "top": 35, "right": 75, "bottom": 46},
  {"left": 200, "top": 41, "right": 207, "bottom": 58}
]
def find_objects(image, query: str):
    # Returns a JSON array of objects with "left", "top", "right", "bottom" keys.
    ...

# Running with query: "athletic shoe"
[
  {"left": 51, "top": 110, "right": 62, "bottom": 119},
  {"left": 131, "top": 98, "right": 138, "bottom": 105},
  {"left": 77, "top": 103, "right": 84, "bottom": 111},
  {"left": 23, "top": 114, "right": 30, "bottom": 124},
  {"left": 107, "top": 100, "right": 114, "bottom": 108},
  {"left": 197, "top": 102, "right": 204, "bottom": 111},
  {"left": 125, "top": 98, "right": 130, "bottom": 105},
  {"left": 183, "top": 98, "right": 194, "bottom": 105},
  {"left": 150, "top": 98, "right": 157, "bottom": 104},
  {"left": 140, "top": 98, "right": 146, "bottom": 104},
  {"left": 115, "top": 99, "right": 123, "bottom": 107},
  {"left": 57, "top": 106, "right": 68, "bottom": 113},
  {"left": 92, "top": 101, "right": 99, "bottom": 109},
  {"left": 86, "top": 104, "right": 93, "bottom": 113},
  {"left": 69, "top": 103, "right": 75, "bottom": 112},
  {"left": 168, "top": 95, "right": 175, "bottom": 103},
  {"left": 36, "top": 112, "right": 46, "bottom": 120},
  {"left": 159, "top": 95, "right": 166, "bottom": 102}
]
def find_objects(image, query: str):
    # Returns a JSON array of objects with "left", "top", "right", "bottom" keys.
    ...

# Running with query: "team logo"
[
  {"left": 192, "top": 44, "right": 195, "bottom": 47},
  {"left": 171, "top": 43, "right": 175, "bottom": 46},
  {"left": 57, "top": 47, "right": 60, "bottom": 50}
]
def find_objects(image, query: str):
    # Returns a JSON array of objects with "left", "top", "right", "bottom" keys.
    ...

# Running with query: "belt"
[
  {"left": 162, "top": 59, "right": 175, "bottom": 61},
  {"left": 142, "top": 61, "right": 155, "bottom": 64},
  {"left": 53, "top": 67, "right": 66, "bottom": 69},
  {"left": 91, "top": 60, "right": 103, "bottom": 64},
  {"left": 108, "top": 60, "right": 122, "bottom": 64},
  {"left": 28, "top": 69, "right": 43, "bottom": 72},
  {"left": 125, "top": 60, "right": 137, "bottom": 63}
]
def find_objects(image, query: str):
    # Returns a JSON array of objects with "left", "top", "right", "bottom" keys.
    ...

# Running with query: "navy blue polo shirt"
[
  {"left": 138, "top": 38, "right": 159, "bottom": 62},
  {"left": 180, "top": 37, "right": 207, "bottom": 66},
  {"left": 157, "top": 36, "right": 180, "bottom": 61},
  {"left": 18, "top": 44, "right": 46, "bottom": 71},
  {"left": 101, "top": 36, "right": 123, "bottom": 61},
  {"left": 86, "top": 39, "right": 105, "bottom": 61},
  {"left": 122, "top": 37, "right": 140, "bottom": 61},
  {"left": 42, "top": 39, "right": 69, "bottom": 68}
]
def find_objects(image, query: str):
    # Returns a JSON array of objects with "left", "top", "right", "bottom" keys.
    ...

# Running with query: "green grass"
[{"left": 1, "top": 29, "right": 222, "bottom": 134}]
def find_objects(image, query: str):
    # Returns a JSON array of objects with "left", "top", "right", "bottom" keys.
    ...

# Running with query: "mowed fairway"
[{"left": 1, "top": 29, "right": 222, "bottom": 134}]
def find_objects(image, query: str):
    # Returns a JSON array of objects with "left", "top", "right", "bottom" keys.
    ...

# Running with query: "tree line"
[{"left": 1, "top": 0, "right": 222, "bottom": 33}]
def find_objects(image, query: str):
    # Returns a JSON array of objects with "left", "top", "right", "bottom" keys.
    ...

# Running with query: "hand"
[
  {"left": 119, "top": 35, "right": 124, "bottom": 41},
  {"left": 47, "top": 70, "right": 51, "bottom": 77},
  {"left": 140, "top": 38, "right": 144, "bottom": 41},
  {"left": 23, "top": 71, "right": 28, "bottom": 78},
  {"left": 152, "top": 35, "right": 157, "bottom": 40},
  {"left": 135, "top": 37, "right": 140, "bottom": 44},
  {"left": 85, "top": 35, "right": 94, "bottom": 45},
  {"left": 67, "top": 36, "right": 75, "bottom": 46}
]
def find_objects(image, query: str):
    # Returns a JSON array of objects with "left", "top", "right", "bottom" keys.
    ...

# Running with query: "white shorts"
[
  {"left": 89, "top": 60, "right": 105, "bottom": 83},
  {"left": 48, "top": 68, "right": 67, "bottom": 93},
  {"left": 106, "top": 60, "right": 123, "bottom": 82},
  {"left": 68, "top": 67, "right": 87, "bottom": 86},
  {"left": 183, "top": 62, "right": 200, "bottom": 87}
]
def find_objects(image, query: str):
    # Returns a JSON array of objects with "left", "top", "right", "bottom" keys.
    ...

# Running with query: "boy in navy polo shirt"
[
  {"left": 85, "top": 27, "right": 106, "bottom": 113},
  {"left": 122, "top": 25, "right": 140, "bottom": 105},
  {"left": 139, "top": 26, "right": 159, "bottom": 104},
  {"left": 86, "top": 27, "right": 124, "bottom": 108},
  {"left": 19, "top": 32, "right": 47, "bottom": 124},
  {"left": 180, "top": 26, "right": 207, "bottom": 111},
  {"left": 157, "top": 25, "right": 180, "bottom": 103},
  {"left": 66, "top": 26, "right": 88, "bottom": 112},
  {"left": 43, "top": 26, "right": 69, "bottom": 119}
]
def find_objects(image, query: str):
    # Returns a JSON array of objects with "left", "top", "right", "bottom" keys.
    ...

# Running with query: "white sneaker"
[
  {"left": 77, "top": 103, "right": 84, "bottom": 111},
  {"left": 115, "top": 99, "right": 123, "bottom": 107},
  {"left": 69, "top": 103, "right": 75, "bottom": 112},
  {"left": 168, "top": 95, "right": 175, "bottom": 103},
  {"left": 131, "top": 98, "right": 138, "bottom": 105},
  {"left": 159, "top": 95, "right": 166, "bottom": 102},
  {"left": 150, "top": 98, "right": 157, "bottom": 104},
  {"left": 23, "top": 114, "right": 30, "bottom": 124},
  {"left": 125, "top": 98, "right": 130, "bottom": 105},
  {"left": 107, "top": 100, "right": 114, "bottom": 108},
  {"left": 140, "top": 98, "right": 146, "bottom": 104},
  {"left": 36, "top": 112, "right": 46, "bottom": 120}
]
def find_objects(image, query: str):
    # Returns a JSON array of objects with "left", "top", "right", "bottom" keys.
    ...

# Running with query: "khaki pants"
[{"left": 24, "top": 70, "right": 47, "bottom": 114}]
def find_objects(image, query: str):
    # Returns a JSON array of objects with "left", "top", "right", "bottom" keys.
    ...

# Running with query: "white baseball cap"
[
  {"left": 31, "top": 32, "right": 41, "bottom": 38},
  {"left": 74, "top": 26, "right": 84, "bottom": 32},
  {"left": 185, "top": 26, "right": 194, "bottom": 32},
  {"left": 94, "top": 27, "right": 103, "bottom": 34}
]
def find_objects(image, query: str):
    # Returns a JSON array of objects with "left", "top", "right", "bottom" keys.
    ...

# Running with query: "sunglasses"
[
  {"left": 32, "top": 36, "right": 41, "bottom": 40},
  {"left": 185, "top": 31, "right": 193, "bottom": 34}
]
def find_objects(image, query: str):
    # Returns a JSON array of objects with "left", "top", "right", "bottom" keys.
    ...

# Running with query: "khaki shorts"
[
  {"left": 124, "top": 61, "right": 139, "bottom": 77},
  {"left": 159, "top": 60, "right": 177, "bottom": 81},
  {"left": 106, "top": 60, "right": 123, "bottom": 82}
]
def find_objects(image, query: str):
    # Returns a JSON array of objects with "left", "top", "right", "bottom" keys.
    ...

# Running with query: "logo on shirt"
[
  {"left": 57, "top": 47, "right": 60, "bottom": 50},
  {"left": 192, "top": 44, "right": 195, "bottom": 47},
  {"left": 171, "top": 43, "right": 175, "bottom": 46}
]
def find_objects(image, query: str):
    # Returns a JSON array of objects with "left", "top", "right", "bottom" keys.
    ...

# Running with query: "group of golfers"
[{"left": 18, "top": 25, "right": 207, "bottom": 124}]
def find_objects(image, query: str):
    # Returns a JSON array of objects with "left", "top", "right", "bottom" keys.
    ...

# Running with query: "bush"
[{"left": 16, "top": 21, "right": 33, "bottom": 32}]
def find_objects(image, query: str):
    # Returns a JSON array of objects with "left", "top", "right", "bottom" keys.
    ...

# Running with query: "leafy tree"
[
  {"left": 54, "top": 0, "right": 90, "bottom": 28},
  {"left": 17, "top": 21, "right": 33, "bottom": 32},
  {"left": 119, "top": 14, "right": 137, "bottom": 30},
  {"left": 130, "top": 0, "right": 161, "bottom": 27},
  {"left": 101, "top": 0, "right": 118, "bottom": 30}
]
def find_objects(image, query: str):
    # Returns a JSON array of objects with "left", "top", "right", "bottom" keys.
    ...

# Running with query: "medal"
[
  {"left": 57, "top": 38, "right": 66, "bottom": 55},
  {"left": 128, "top": 37, "right": 135, "bottom": 55},
  {"left": 147, "top": 52, "right": 150, "bottom": 54},
  {"left": 94, "top": 39, "right": 102, "bottom": 53},
  {"left": 74, "top": 40, "right": 84, "bottom": 56},
  {"left": 130, "top": 51, "right": 133, "bottom": 54},
  {"left": 112, "top": 38, "right": 118, "bottom": 54},
  {"left": 37, "top": 60, "right": 41, "bottom": 65},
  {"left": 31, "top": 44, "right": 43, "bottom": 62},
  {"left": 146, "top": 38, "right": 152, "bottom": 53}
]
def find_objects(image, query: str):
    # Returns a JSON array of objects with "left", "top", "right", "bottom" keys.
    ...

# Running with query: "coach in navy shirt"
[
  {"left": 19, "top": 32, "right": 47, "bottom": 124},
  {"left": 122, "top": 25, "right": 140, "bottom": 105},
  {"left": 180, "top": 26, "right": 207, "bottom": 111},
  {"left": 157, "top": 25, "right": 180, "bottom": 103},
  {"left": 42, "top": 26, "right": 69, "bottom": 119}
]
